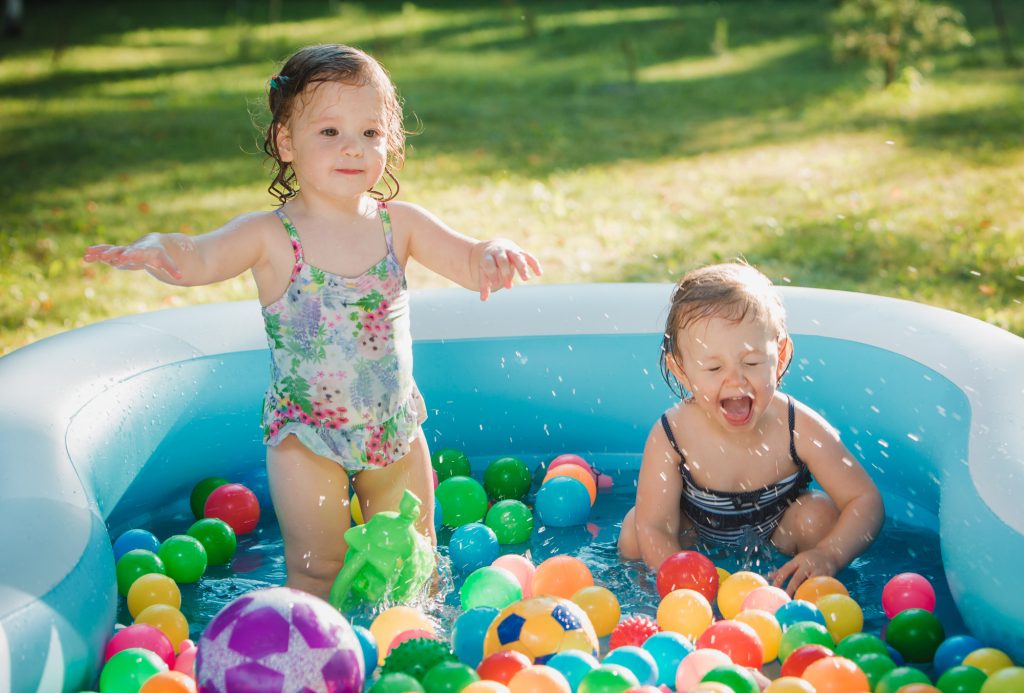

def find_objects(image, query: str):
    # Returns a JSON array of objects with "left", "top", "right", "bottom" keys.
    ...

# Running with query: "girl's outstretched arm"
[{"left": 632, "top": 419, "right": 687, "bottom": 570}]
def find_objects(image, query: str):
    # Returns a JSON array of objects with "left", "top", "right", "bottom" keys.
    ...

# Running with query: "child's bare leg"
[
  {"left": 352, "top": 430, "right": 436, "bottom": 545},
  {"left": 618, "top": 507, "right": 697, "bottom": 560},
  {"left": 266, "top": 435, "right": 351, "bottom": 599},
  {"left": 771, "top": 491, "right": 839, "bottom": 555}
]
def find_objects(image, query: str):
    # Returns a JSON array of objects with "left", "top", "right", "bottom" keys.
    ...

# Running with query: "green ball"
[
  {"left": 459, "top": 566, "right": 522, "bottom": 611},
  {"left": 837, "top": 632, "right": 890, "bottom": 660},
  {"left": 702, "top": 664, "right": 759, "bottom": 693},
  {"left": 369, "top": 672, "right": 426, "bottom": 693},
  {"left": 187, "top": 517, "right": 237, "bottom": 566},
  {"left": 421, "top": 660, "right": 478, "bottom": 693},
  {"left": 937, "top": 664, "right": 987, "bottom": 693},
  {"left": 115, "top": 549, "right": 165, "bottom": 597},
  {"left": 852, "top": 653, "right": 897, "bottom": 690},
  {"left": 876, "top": 666, "right": 932, "bottom": 693},
  {"left": 431, "top": 449, "right": 471, "bottom": 482},
  {"left": 435, "top": 476, "right": 488, "bottom": 527},
  {"left": 99, "top": 647, "right": 168, "bottom": 693},
  {"left": 484, "top": 500, "right": 534, "bottom": 544},
  {"left": 577, "top": 664, "right": 640, "bottom": 693},
  {"left": 483, "top": 456, "right": 532, "bottom": 501},
  {"left": 980, "top": 667, "right": 1024, "bottom": 693},
  {"left": 778, "top": 621, "right": 834, "bottom": 662},
  {"left": 886, "top": 608, "right": 946, "bottom": 663},
  {"left": 190, "top": 476, "right": 229, "bottom": 519},
  {"left": 157, "top": 534, "right": 208, "bottom": 583}
]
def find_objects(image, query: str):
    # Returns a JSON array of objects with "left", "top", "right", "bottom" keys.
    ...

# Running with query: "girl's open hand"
[
  {"left": 84, "top": 235, "right": 183, "bottom": 280},
  {"left": 477, "top": 239, "right": 542, "bottom": 301},
  {"left": 770, "top": 547, "right": 839, "bottom": 595}
]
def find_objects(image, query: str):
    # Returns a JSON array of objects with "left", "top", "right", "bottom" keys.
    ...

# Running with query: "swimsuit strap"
[
  {"left": 660, "top": 413, "right": 684, "bottom": 459},
  {"left": 377, "top": 202, "right": 396, "bottom": 258},
  {"left": 274, "top": 209, "right": 305, "bottom": 264}
]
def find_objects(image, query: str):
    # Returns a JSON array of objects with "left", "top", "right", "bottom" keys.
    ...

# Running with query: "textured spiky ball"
[
  {"left": 381, "top": 637, "right": 456, "bottom": 681},
  {"left": 609, "top": 614, "right": 661, "bottom": 650}
]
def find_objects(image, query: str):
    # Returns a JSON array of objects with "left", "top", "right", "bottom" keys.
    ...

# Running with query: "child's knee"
[
  {"left": 618, "top": 507, "right": 640, "bottom": 558},
  {"left": 773, "top": 491, "right": 839, "bottom": 553}
]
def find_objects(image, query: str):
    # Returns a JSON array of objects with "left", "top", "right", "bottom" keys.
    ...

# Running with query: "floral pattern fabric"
[{"left": 261, "top": 204, "right": 424, "bottom": 472}]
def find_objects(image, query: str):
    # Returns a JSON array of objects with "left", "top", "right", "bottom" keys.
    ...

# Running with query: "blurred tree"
[
  {"left": 831, "top": 0, "right": 974, "bottom": 86},
  {"left": 989, "top": 0, "right": 1019, "bottom": 67},
  {"left": 3, "top": 0, "right": 22, "bottom": 37}
]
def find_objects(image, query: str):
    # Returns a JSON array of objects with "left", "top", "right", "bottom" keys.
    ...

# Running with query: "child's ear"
[
  {"left": 666, "top": 351, "right": 693, "bottom": 393},
  {"left": 275, "top": 123, "right": 294, "bottom": 163},
  {"left": 777, "top": 334, "right": 794, "bottom": 383}
]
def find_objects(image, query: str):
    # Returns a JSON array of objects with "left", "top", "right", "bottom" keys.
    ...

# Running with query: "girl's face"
[
  {"left": 670, "top": 314, "right": 788, "bottom": 432},
  {"left": 275, "top": 81, "right": 389, "bottom": 201}
]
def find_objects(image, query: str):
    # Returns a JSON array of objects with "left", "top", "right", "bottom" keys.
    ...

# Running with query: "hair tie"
[{"left": 269, "top": 74, "right": 289, "bottom": 91}]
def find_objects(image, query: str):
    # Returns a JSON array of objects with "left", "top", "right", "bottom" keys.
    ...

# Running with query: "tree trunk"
[
  {"left": 3, "top": 0, "right": 23, "bottom": 37},
  {"left": 990, "top": 0, "right": 1020, "bottom": 67}
]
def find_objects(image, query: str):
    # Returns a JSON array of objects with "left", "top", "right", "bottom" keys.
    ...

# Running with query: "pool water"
[{"left": 112, "top": 458, "right": 966, "bottom": 652}]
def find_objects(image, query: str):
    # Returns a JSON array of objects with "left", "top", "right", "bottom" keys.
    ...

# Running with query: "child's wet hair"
[
  {"left": 262, "top": 44, "right": 406, "bottom": 205},
  {"left": 660, "top": 262, "right": 788, "bottom": 397}
]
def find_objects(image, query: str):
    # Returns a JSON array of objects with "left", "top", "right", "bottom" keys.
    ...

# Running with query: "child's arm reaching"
[
  {"left": 386, "top": 202, "right": 542, "bottom": 300},
  {"left": 631, "top": 419, "right": 688, "bottom": 570},
  {"left": 772, "top": 404, "right": 884, "bottom": 593}
]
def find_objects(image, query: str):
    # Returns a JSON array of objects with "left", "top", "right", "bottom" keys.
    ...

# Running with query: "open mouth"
[{"left": 720, "top": 395, "right": 754, "bottom": 425}]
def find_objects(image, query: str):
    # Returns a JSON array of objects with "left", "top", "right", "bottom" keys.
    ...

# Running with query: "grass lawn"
[{"left": 1, "top": 0, "right": 1021, "bottom": 354}]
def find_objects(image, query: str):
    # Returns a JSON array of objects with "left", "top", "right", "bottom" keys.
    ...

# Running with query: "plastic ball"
[
  {"left": 655, "top": 550, "right": 719, "bottom": 602},
  {"left": 508, "top": 664, "right": 572, "bottom": 693},
  {"left": 548, "top": 454, "right": 595, "bottom": 476},
  {"left": 103, "top": 623, "right": 176, "bottom": 669},
  {"left": 836, "top": 632, "right": 889, "bottom": 660},
  {"left": 577, "top": 664, "right": 640, "bottom": 693},
  {"left": 609, "top": 615, "right": 660, "bottom": 650},
  {"left": 484, "top": 457, "right": 533, "bottom": 501},
  {"left": 134, "top": 605, "right": 189, "bottom": 654},
  {"left": 126, "top": 573, "right": 181, "bottom": 619},
  {"left": 763, "top": 677, "right": 816, "bottom": 693},
  {"left": 453, "top": 607, "right": 501, "bottom": 668},
  {"left": 717, "top": 571, "right": 769, "bottom": 619},
  {"left": 934, "top": 635, "right": 986, "bottom": 675},
  {"left": 174, "top": 639, "right": 197, "bottom": 677},
  {"left": 423, "top": 660, "right": 480, "bottom": 691},
  {"left": 546, "top": 650, "right": 599, "bottom": 691},
  {"left": 849, "top": 653, "right": 895, "bottom": 690},
  {"left": 875, "top": 666, "right": 932, "bottom": 693},
  {"left": 640, "top": 631, "right": 693, "bottom": 688},
  {"left": 982, "top": 667, "right": 1024, "bottom": 693},
  {"left": 462, "top": 682, "right": 510, "bottom": 693},
  {"left": 535, "top": 477, "right": 591, "bottom": 527},
  {"left": 157, "top": 535, "right": 208, "bottom": 584},
  {"left": 741, "top": 585, "right": 791, "bottom": 614},
  {"left": 369, "top": 672, "right": 426, "bottom": 692},
  {"left": 139, "top": 671, "right": 198, "bottom": 693},
  {"left": 186, "top": 518, "right": 237, "bottom": 567},
  {"left": 896, "top": 687, "right": 942, "bottom": 693},
  {"left": 478, "top": 650, "right": 533, "bottom": 684},
  {"left": 492, "top": 554, "right": 536, "bottom": 598},
  {"left": 691, "top": 684, "right": 734, "bottom": 693},
  {"left": 432, "top": 448, "right": 472, "bottom": 482},
  {"left": 461, "top": 566, "right": 524, "bottom": 611},
  {"left": 203, "top": 483, "right": 260, "bottom": 535},
  {"left": 386, "top": 629, "right": 435, "bottom": 657},
  {"left": 189, "top": 476, "right": 229, "bottom": 520},
  {"left": 436, "top": 476, "right": 489, "bottom": 527},
  {"left": 483, "top": 596, "right": 599, "bottom": 663},
  {"left": 700, "top": 664, "right": 759, "bottom": 693},
  {"left": 696, "top": 619, "right": 764, "bottom": 669},
  {"left": 351, "top": 492, "right": 364, "bottom": 525},
  {"left": 602, "top": 646, "right": 657, "bottom": 687},
  {"left": 369, "top": 606, "right": 435, "bottom": 663},
  {"left": 794, "top": 575, "right": 849, "bottom": 604},
  {"left": 532, "top": 556, "right": 594, "bottom": 600},
  {"left": 801, "top": 655, "right": 870, "bottom": 693},
  {"left": 351, "top": 625, "right": 377, "bottom": 677},
  {"left": 485, "top": 500, "right": 535, "bottom": 545},
  {"left": 885, "top": 607, "right": 945, "bottom": 663},
  {"left": 100, "top": 648, "right": 169, "bottom": 693},
  {"left": 655, "top": 588, "right": 712, "bottom": 640},
  {"left": 778, "top": 622, "right": 834, "bottom": 662},
  {"left": 572, "top": 586, "right": 621, "bottom": 638},
  {"left": 817, "top": 593, "right": 863, "bottom": 643},
  {"left": 675, "top": 649, "right": 731, "bottom": 692},
  {"left": 116, "top": 549, "right": 166, "bottom": 597},
  {"left": 774, "top": 599, "right": 826, "bottom": 630},
  {"left": 113, "top": 529, "right": 161, "bottom": 562},
  {"left": 544, "top": 465, "right": 597, "bottom": 505},
  {"left": 381, "top": 637, "right": 454, "bottom": 681},
  {"left": 882, "top": 572, "right": 936, "bottom": 618},
  {"left": 962, "top": 648, "right": 1014, "bottom": 676},
  {"left": 937, "top": 664, "right": 988, "bottom": 693},
  {"left": 734, "top": 609, "right": 783, "bottom": 663},
  {"left": 779, "top": 644, "right": 833, "bottom": 678},
  {"left": 450, "top": 522, "right": 501, "bottom": 574}
]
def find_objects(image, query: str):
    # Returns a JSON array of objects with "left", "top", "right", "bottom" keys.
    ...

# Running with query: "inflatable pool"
[{"left": 2, "top": 283, "right": 1022, "bottom": 691}]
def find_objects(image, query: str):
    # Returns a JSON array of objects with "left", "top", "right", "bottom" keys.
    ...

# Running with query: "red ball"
[
  {"left": 696, "top": 619, "right": 764, "bottom": 669},
  {"left": 477, "top": 650, "right": 532, "bottom": 684},
  {"left": 609, "top": 614, "right": 661, "bottom": 650},
  {"left": 779, "top": 644, "right": 834, "bottom": 678},
  {"left": 204, "top": 483, "right": 260, "bottom": 535},
  {"left": 656, "top": 550, "right": 719, "bottom": 602}
]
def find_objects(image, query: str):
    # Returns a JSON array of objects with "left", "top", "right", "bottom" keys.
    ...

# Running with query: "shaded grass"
[{"left": 1, "top": 0, "right": 1022, "bottom": 353}]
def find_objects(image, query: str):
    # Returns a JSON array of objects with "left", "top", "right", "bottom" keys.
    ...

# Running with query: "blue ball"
[
  {"left": 602, "top": 645, "right": 658, "bottom": 687},
  {"left": 535, "top": 477, "right": 591, "bottom": 527},
  {"left": 775, "top": 599, "right": 826, "bottom": 630},
  {"left": 546, "top": 650, "right": 599, "bottom": 692},
  {"left": 352, "top": 625, "right": 377, "bottom": 679},
  {"left": 112, "top": 528, "right": 160, "bottom": 562},
  {"left": 642, "top": 631, "right": 695, "bottom": 688},
  {"left": 886, "top": 643, "right": 906, "bottom": 666},
  {"left": 448, "top": 522, "right": 499, "bottom": 574},
  {"left": 933, "top": 634, "right": 985, "bottom": 675},
  {"left": 452, "top": 606, "right": 500, "bottom": 668},
  {"left": 434, "top": 496, "right": 443, "bottom": 532}
]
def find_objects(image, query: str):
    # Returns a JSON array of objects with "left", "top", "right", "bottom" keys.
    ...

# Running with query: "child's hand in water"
[
  {"left": 84, "top": 235, "right": 183, "bottom": 280},
  {"left": 771, "top": 547, "right": 839, "bottom": 595},
  {"left": 477, "top": 239, "right": 542, "bottom": 301}
]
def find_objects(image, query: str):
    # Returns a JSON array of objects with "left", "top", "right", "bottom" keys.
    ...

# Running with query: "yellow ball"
[
  {"left": 734, "top": 609, "right": 783, "bottom": 663},
  {"left": 657, "top": 588, "right": 713, "bottom": 640},
  {"left": 483, "top": 597, "right": 598, "bottom": 663},
  {"left": 717, "top": 571, "right": 768, "bottom": 620},
  {"left": 981, "top": 667, "right": 1024, "bottom": 693},
  {"left": 716, "top": 567, "right": 731, "bottom": 584},
  {"left": 794, "top": 575, "right": 849, "bottom": 604},
  {"left": 350, "top": 493, "right": 363, "bottom": 525},
  {"left": 817, "top": 593, "right": 863, "bottom": 643},
  {"left": 963, "top": 647, "right": 1015, "bottom": 676},
  {"left": 127, "top": 573, "right": 181, "bottom": 619},
  {"left": 764, "top": 676, "right": 816, "bottom": 692},
  {"left": 134, "top": 604, "right": 189, "bottom": 653},
  {"left": 370, "top": 605, "right": 435, "bottom": 664},
  {"left": 692, "top": 684, "right": 735, "bottom": 693},
  {"left": 571, "top": 585, "right": 620, "bottom": 638}
]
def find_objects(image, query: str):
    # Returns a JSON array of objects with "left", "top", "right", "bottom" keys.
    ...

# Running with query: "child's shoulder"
[{"left": 785, "top": 393, "right": 839, "bottom": 435}]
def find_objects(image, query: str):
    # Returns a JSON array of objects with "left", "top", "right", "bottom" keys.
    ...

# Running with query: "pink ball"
[
  {"left": 174, "top": 639, "right": 197, "bottom": 678},
  {"left": 492, "top": 554, "right": 536, "bottom": 599},
  {"left": 675, "top": 648, "right": 731, "bottom": 692},
  {"left": 387, "top": 628, "right": 436, "bottom": 655},
  {"left": 741, "top": 585, "right": 791, "bottom": 614},
  {"left": 549, "top": 454, "right": 595, "bottom": 478},
  {"left": 204, "top": 483, "right": 260, "bottom": 535},
  {"left": 103, "top": 623, "right": 175, "bottom": 669},
  {"left": 882, "top": 572, "right": 936, "bottom": 618}
]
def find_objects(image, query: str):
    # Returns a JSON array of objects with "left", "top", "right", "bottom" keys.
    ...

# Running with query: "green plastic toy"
[{"left": 329, "top": 489, "right": 435, "bottom": 610}]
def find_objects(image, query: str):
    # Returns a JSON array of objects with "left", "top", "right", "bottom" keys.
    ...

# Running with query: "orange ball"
[
  {"left": 795, "top": 576, "right": 849, "bottom": 604},
  {"left": 801, "top": 655, "right": 870, "bottom": 693},
  {"left": 656, "top": 588, "right": 713, "bottom": 640},
  {"left": 543, "top": 466, "right": 596, "bottom": 505},
  {"left": 531, "top": 556, "right": 593, "bottom": 599},
  {"left": 717, "top": 571, "right": 769, "bottom": 619},
  {"left": 462, "top": 682, "right": 512, "bottom": 693},
  {"left": 508, "top": 665, "right": 571, "bottom": 693},
  {"left": 139, "top": 671, "right": 198, "bottom": 693},
  {"left": 734, "top": 609, "right": 783, "bottom": 663},
  {"left": 370, "top": 606, "right": 435, "bottom": 664},
  {"left": 896, "top": 686, "right": 941, "bottom": 693}
]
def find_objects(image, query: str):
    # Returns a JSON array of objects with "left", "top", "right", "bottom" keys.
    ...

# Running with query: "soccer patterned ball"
[
  {"left": 483, "top": 596, "right": 599, "bottom": 664},
  {"left": 197, "top": 587, "right": 364, "bottom": 693}
]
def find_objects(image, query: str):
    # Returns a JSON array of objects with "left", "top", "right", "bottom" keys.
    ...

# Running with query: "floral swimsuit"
[{"left": 261, "top": 204, "right": 425, "bottom": 472}]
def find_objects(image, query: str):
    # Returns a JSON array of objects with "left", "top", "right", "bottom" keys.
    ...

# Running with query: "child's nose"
[{"left": 338, "top": 135, "right": 362, "bottom": 156}]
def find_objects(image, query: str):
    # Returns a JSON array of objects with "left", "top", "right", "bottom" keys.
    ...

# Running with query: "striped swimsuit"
[{"left": 662, "top": 396, "right": 813, "bottom": 546}]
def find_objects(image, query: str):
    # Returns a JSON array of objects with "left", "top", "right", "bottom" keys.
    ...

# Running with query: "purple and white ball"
[{"left": 197, "top": 587, "right": 364, "bottom": 693}]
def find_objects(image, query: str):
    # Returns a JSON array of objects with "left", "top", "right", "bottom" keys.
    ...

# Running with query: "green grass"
[{"left": 2, "top": 0, "right": 1022, "bottom": 353}]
